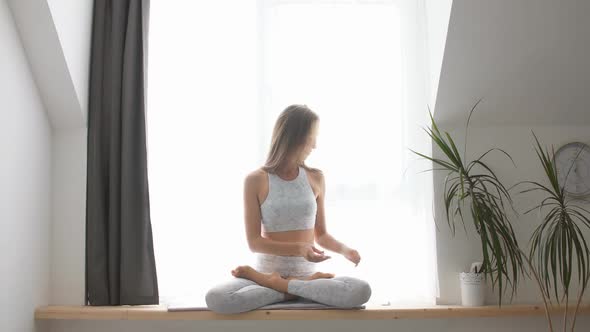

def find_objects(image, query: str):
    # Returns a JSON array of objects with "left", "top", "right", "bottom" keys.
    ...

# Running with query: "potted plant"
[
  {"left": 412, "top": 100, "right": 524, "bottom": 305},
  {"left": 516, "top": 133, "right": 590, "bottom": 332},
  {"left": 414, "top": 102, "right": 589, "bottom": 328}
]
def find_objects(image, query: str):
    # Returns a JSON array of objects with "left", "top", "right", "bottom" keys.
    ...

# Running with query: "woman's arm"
[
  {"left": 243, "top": 172, "right": 302, "bottom": 256},
  {"left": 313, "top": 170, "right": 361, "bottom": 265}
]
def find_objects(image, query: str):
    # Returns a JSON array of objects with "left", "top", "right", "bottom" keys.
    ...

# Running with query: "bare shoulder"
[
  {"left": 305, "top": 167, "right": 324, "bottom": 182},
  {"left": 305, "top": 167, "right": 325, "bottom": 196},
  {"left": 244, "top": 168, "right": 267, "bottom": 188},
  {"left": 245, "top": 168, "right": 269, "bottom": 204}
]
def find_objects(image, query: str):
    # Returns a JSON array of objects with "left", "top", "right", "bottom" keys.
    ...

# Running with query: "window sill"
[{"left": 35, "top": 304, "right": 590, "bottom": 321}]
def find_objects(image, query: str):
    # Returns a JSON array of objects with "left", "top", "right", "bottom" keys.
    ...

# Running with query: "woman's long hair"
[{"left": 263, "top": 104, "right": 319, "bottom": 173}]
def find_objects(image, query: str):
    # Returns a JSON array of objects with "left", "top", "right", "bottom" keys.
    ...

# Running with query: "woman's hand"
[
  {"left": 299, "top": 243, "right": 331, "bottom": 263},
  {"left": 343, "top": 248, "right": 361, "bottom": 266}
]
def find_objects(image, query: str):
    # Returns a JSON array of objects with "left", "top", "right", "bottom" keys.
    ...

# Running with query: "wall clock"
[{"left": 554, "top": 142, "right": 590, "bottom": 197}]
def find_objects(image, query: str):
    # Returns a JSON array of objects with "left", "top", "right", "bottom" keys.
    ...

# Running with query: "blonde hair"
[{"left": 263, "top": 104, "right": 319, "bottom": 173}]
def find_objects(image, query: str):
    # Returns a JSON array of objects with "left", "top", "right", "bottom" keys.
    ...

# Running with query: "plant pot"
[{"left": 459, "top": 272, "right": 485, "bottom": 306}]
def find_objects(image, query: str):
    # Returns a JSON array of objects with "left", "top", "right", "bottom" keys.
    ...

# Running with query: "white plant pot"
[{"left": 459, "top": 272, "right": 485, "bottom": 306}]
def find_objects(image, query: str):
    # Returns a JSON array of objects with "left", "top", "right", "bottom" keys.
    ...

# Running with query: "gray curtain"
[{"left": 86, "top": 0, "right": 158, "bottom": 305}]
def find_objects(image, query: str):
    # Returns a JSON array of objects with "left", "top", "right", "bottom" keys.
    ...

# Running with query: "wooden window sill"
[{"left": 35, "top": 304, "right": 590, "bottom": 321}]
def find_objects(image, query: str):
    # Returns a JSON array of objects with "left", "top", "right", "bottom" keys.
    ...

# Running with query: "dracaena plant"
[
  {"left": 412, "top": 100, "right": 523, "bottom": 305},
  {"left": 517, "top": 133, "right": 590, "bottom": 332}
]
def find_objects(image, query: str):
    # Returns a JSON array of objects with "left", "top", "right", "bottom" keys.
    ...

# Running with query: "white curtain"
[
  {"left": 147, "top": 0, "right": 436, "bottom": 306},
  {"left": 396, "top": 0, "right": 439, "bottom": 304}
]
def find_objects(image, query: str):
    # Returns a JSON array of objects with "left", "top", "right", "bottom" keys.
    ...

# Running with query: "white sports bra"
[{"left": 260, "top": 166, "right": 317, "bottom": 232}]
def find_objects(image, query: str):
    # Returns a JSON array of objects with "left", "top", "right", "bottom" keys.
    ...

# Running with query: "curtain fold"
[
  {"left": 86, "top": 0, "right": 158, "bottom": 305},
  {"left": 398, "top": 0, "right": 439, "bottom": 303}
]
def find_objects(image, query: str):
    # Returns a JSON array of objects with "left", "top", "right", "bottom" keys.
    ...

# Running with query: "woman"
[{"left": 205, "top": 105, "right": 371, "bottom": 314}]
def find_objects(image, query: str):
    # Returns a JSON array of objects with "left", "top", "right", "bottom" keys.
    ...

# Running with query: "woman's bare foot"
[
  {"left": 231, "top": 265, "right": 290, "bottom": 293},
  {"left": 231, "top": 265, "right": 336, "bottom": 296},
  {"left": 231, "top": 265, "right": 258, "bottom": 279}
]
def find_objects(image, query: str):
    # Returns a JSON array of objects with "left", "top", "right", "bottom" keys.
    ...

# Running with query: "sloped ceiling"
[
  {"left": 434, "top": 0, "right": 590, "bottom": 127},
  {"left": 45, "top": 0, "right": 93, "bottom": 126},
  {"left": 425, "top": 0, "right": 452, "bottom": 111},
  {"left": 8, "top": 0, "right": 92, "bottom": 130}
]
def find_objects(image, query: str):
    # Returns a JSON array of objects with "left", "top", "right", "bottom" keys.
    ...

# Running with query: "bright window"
[{"left": 147, "top": 0, "right": 436, "bottom": 306}]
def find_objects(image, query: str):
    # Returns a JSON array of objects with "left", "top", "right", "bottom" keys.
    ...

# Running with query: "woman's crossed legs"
[{"left": 205, "top": 265, "right": 371, "bottom": 314}]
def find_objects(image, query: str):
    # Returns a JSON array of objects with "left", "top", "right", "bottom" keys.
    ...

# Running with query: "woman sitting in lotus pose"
[{"left": 205, "top": 104, "right": 371, "bottom": 314}]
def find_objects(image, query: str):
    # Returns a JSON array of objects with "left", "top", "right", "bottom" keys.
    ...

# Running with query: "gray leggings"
[
  {"left": 206, "top": 276, "right": 371, "bottom": 314},
  {"left": 205, "top": 254, "right": 371, "bottom": 314}
]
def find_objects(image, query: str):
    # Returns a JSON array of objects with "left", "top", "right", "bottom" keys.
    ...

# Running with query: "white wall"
[
  {"left": 0, "top": 1, "right": 52, "bottom": 331},
  {"left": 50, "top": 128, "right": 86, "bottom": 305},
  {"left": 8, "top": 0, "right": 92, "bottom": 306}
]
